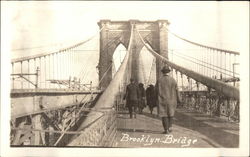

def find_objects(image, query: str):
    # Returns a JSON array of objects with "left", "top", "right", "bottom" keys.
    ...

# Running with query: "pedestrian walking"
[
  {"left": 155, "top": 65, "right": 181, "bottom": 134},
  {"left": 138, "top": 83, "right": 146, "bottom": 114},
  {"left": 146, "top": 84, "right": 157, "bottom": 114},
  {"left": 123, "top": 78, "right": 139, "bottom": 118}
]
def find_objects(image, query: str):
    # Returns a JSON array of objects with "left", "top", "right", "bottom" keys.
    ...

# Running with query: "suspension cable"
[
  {"left": 167, "top": 29, "right": 240, "bottom": 55},
  {"left": 169, "top": 48, "right": 238, "bottom": 75},
  {"left": 136, "top": 28, "right": 239, "bottom": 100},
  {"left": 11, "top": 27, "right": 104, "bottom": 63}
]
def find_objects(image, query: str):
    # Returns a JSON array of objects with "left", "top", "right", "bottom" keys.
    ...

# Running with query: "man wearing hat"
[
  {"left": 155, "top": 65, "right": 181, "bottom": 134},
  {"left": 124, "top": 78, "right": 139, "bottom": 118}
]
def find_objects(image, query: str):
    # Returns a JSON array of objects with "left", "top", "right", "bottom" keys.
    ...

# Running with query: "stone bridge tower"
[{"left": 97, "top": 20, "right": 169, "bottom": 89}]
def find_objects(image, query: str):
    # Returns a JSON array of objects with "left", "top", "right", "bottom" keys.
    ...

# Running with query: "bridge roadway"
[{"left": 114, "top": 107, "right": 239, "bottom": 148}]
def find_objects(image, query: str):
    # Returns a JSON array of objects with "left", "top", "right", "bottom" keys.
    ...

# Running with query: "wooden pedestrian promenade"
[{"left": 114, "top": 108, "right": 239, "bottom": 148}]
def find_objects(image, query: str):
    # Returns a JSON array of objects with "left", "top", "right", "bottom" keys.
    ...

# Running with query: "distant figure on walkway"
[
  {"left": 155, "top": 65, "right": 181, "bottom": 134},
  {"left": 138, "top": 83, "right": 146, "bottom": 114},
  {"left": 123, "top": 78, "right": 139, "bottom": 119},
  {"left": 146, "top": 84, "right": 157, "bottom": 114}
]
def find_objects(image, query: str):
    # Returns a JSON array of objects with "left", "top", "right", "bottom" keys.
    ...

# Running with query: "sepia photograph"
[{"left": 1, "top": 1, "right": 249, "bottom": 157}]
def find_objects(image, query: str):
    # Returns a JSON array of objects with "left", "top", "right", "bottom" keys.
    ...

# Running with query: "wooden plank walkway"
[{"left": 114, "top": 107, "right": 239, "bottom": 148}]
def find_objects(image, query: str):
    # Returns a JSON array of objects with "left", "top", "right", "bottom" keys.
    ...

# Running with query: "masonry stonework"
[{"left": 98, "top": 20, "right": 169, "bottom": 89}]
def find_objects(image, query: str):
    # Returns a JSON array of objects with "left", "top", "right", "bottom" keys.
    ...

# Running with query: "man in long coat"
[
  {"left": 146, "top": 84, "right": 157, "bottom": 114},
  {"left": 124, "top": 78, "right": 139, "bottom": 118},
  {"left": 138, "top": 83, "right": 146, "bottom": 114},
  {"left": 155, "top": 65, "right": 181, "bottom": 134}
]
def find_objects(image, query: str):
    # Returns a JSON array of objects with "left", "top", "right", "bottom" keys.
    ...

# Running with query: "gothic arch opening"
[
  {"left": 138, "top": 44, "right": 156, "bottom": 87},
  {"left": 112, "top": 43, "right": 127, "bottom": 78},
  {"left": 98, "top": 20, "right": 169, "bottom": 89}
]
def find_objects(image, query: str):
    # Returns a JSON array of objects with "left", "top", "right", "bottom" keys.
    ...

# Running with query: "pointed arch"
[
  {"left": 98, "top": 20, "right": 169, "bottom": 89},
  {"left": 112, "top": 43, "right": 127, "bottom": 76},
  {"left": 138, "top": 44, "right": 156, "bottom": 86}
]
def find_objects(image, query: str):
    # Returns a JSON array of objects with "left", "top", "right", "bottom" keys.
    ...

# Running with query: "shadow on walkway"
[{"left": 142, "top": 110, "right": 239, "bottom": 148}]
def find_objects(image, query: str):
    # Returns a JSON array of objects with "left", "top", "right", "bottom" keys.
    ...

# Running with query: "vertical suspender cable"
[
  {"left": 49, "top": 54, "right": 51, "bottom": 88},
  {"left": 57, "top": 53, "right": 60, "bottom": 81},
  {"left": 64, "top": 51, "right": 66, "bottom": 80},
  {"left": 234, "top": 54, "right": 236, "bottom": 77},
  {"left": 211, "top": 49, "right": 213, "bottom": 77},
  {"left": 181, "top": 74, "right": 183, "bottom": 91},
  {"left": 67, "top": 51, "right": 69, "bottom": 81},
  {"left": 39, "top": 57, "right": 41, "bottom": 88},
  {"left": 220, "top": 52, "right": 222, "bottom": 79},
  {"left": 225, "top": 53, "right": 227, "bottom": 79},
  {"left": 56, "top": 53, "right": 58, "bottom": 80},
  {"left": 52, "top": 54, "right": 54, "bottom": 81},
  {"left": 70, "top": 49, "right": 72, "bottom": 78},
  {"left": 44, "top": 56, "right": 46, "bottom": 88},
  {"left": 214, "top": 50, "right": 216, "bottom": 78},
  {"left": 209, "top": 49, "right": 211, "bottom": 77},
  {"left": 72, "top": 49, "right": 75, "bottom": 78},
  {"left": 202, "top": 48, "right": 204, "bottom": 75},
  {"left": 21, "top": 61, "right": 23, "bottom": 88},
  {"left": 229, "top": 54, "right": 232, "bottom": 85},
  {"left": 12, "top": 63, "right": 14, "bottom": 89},
  {"left": 206, "top": 48, "right": 208, "bottom": 76},
  {"left": 176, "top": 70, "right": 179, "bottom": 86},
  {"left": 224, "top": 53, "right": 228, "bottom": 79},
  {"left": 28, "top": 60, "right": 30, "bottom": 88},
  {"left": 216, "top": 50, "right": 219, "bottom": 78},
  {"left": 199, "top": 46, "right": 202, "bottom": 74},
  {"left": 34, "top": 58, "right": 37, "bottom": 88}
]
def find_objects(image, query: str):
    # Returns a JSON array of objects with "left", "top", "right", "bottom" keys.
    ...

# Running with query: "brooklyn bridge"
[{"left": 10, "top": 20, "right": 239, "bottom": 148}]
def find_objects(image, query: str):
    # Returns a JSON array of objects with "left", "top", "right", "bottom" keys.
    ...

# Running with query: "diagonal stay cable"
[
  {"left": 169, "top": 49, "right": 239, "bottom": 76},
  {"left": 136, "top": 28, "right": 239, "bottom": 100},
  {"left": 169, "top": 50, "right": 235, "bottom": 77},
  {"left": 54, "top": 30, "right": 130, "bottom": 145}
]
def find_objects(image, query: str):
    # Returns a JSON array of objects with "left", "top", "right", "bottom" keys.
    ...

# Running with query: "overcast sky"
[
  {"left": 1, "top": 1, "right": 249, "bottom": 59},
  {"left": 1, "top": 1, "right": 249, "bottom": 87}
]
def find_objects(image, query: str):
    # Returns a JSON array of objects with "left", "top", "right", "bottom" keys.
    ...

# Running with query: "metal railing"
[
  {"left": 10, "top": 99, "right": 117, "bottom": 146},
  {"left": 180, "top": 90, "right": 239, "bottom": 122}
]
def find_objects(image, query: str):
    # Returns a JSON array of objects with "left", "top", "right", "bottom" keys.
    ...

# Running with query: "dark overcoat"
[
  {"left": 124, "top": 83, "right": 139, "bottom": 107},
  {"left": 156, "top": 74, "right": 180, "bottom": 117},
  {"left": 146, "top": 85, "right": 157, "bottom": 109},
  {"left": 138, "top": 85, "right": 146, "bottom": 108}
]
